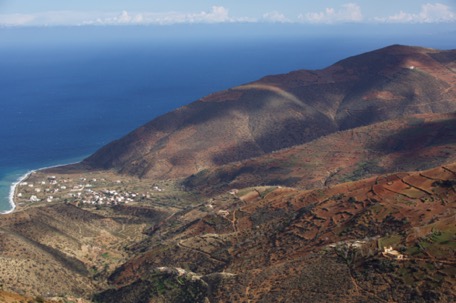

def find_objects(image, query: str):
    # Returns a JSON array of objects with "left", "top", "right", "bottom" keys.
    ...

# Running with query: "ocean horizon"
[{"left": 1, "top": 24, "right": 454, "bottom": 212}]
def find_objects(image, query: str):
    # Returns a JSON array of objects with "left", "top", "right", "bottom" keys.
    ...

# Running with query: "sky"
[{"left": 0, "top": 1, "right": 455, "bottom": 26}]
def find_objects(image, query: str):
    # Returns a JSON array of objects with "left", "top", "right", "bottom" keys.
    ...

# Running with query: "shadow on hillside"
[
  {"left": 152, "top": 88, "right": 307, "bottom": 131},
  {"left": 211, "top": 115, "right": 337, "bottom": 166},
  {"left": 183, "top": 112, "right": 338, "bottom": 192},
  {"left": 338, "top": 67, "right": 451, "bottom": 131},
  {"left": 185, "top": 114, "right": 456, "bottom": 194},
  {"left": 84, "top": 87, "right": 332, "bottom": 171},
  {"left": 372, "top": 114, "right": 456, "bottom": 170}
]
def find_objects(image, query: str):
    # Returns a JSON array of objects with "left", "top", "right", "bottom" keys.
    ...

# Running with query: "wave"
[{"left": 2, "top": 161, "right": 81, "bottom": 215}]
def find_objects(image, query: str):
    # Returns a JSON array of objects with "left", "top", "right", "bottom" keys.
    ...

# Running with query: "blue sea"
[{"left": 0, "top": 24, "right": 454, "bottom": 212}]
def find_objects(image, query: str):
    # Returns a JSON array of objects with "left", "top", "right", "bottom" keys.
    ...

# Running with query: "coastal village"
[{"left": 12, "top": 170, "right": 177, "bottom": 210}]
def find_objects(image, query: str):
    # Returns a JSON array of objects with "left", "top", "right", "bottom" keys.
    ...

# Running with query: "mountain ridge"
[{"left": 82, "top": 44, "right": 456, "bottom": 180}]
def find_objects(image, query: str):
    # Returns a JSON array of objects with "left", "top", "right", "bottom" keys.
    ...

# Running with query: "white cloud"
[
  {"left": 262, "top": 11, "right": 289, "bottom": 23},
  {"left": 0, "top": 13, "right": 35, "bottom": 26},
  {"left": 194, "top": 6, "right": 230, "bottom": 23},
  {"left": 375, "top": 3, "right": 456, "bottom": 23},
  {"left": 299, "top": 3, "right": 363, "bottom": 24},
  {"left": 117, "top": 10, "right": 132, "bottom": 24},
  {"left": 0, "top": 6, "right": 253, "bottom": 27},
  {"left": 3, "top": 3, "right": 454, "bottom": 27},
  {"left": 85, "top": 10, "right": 141, "bottom": 25},
  {"left": 0, "top": 11, "right": 106, "bottom": 27},
  {"left": 84, "top": 6, "right": 244, "bottom": 26}
]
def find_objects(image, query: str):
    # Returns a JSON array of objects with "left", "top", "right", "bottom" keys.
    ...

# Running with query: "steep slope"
[
  {"left": 0, "top": 291, "right": 55, "bottom": 303},
  {"left": 184, "top": 112, "right": 456, "bottom": 195},
  {"left": 95, "top": 163, "right": 456, "bottom": 303},
  {"left": 0, "top": 203, "right": 168, "bottom": 297},
  {"left": 82, "top": 45, "right": 456, "bottom": 179}
]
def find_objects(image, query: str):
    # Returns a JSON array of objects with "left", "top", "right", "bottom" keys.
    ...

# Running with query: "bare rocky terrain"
[
  {"left": 97, "top": 163, "right": 456, "bottom": 302},
  {"left": 0, "top": 45, "right": 455, "bottom": 302}
]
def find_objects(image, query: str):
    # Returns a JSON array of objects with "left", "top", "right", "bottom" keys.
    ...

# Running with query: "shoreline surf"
[
  {"left": 2, "top": 161, "right": 83, "bottom": 215},
  {"left": 4, "top": 170, "right": 32, "bottom": 214}
]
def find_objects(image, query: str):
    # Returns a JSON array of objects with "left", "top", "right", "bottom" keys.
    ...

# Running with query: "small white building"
[
  {"left": 30, "top": 195, "right": 40, "bottom": 202},
  {"left": 229, "top": 189, "right": 239, "bottom": 195},
  {"left": 217, "top": 210, "right": 230, "bottom": 217},
  {"left": 382, "top": 246, "right": 404, "bottom": 260}
]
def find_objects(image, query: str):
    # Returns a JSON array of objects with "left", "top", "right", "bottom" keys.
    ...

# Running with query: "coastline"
[
  {"left": 4, "top": 170, "right": 34, "bottom": 214},
  {"left": 2, "top": 160, "right": 83, "bottom": 215}
]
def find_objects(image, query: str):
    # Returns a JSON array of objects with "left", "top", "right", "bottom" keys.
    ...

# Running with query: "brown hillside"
[
  {"left": 0, "top": 202, "right": 168, "bottom": 298},
  {"left": 184, "top": 112, "right": 456, "bottom": 195},
  {"left": 82, "top": 45, "right": 456, "bottom": 179},
  {"left": 96, "top": 163, "right": 456, "bottom": 303}
]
